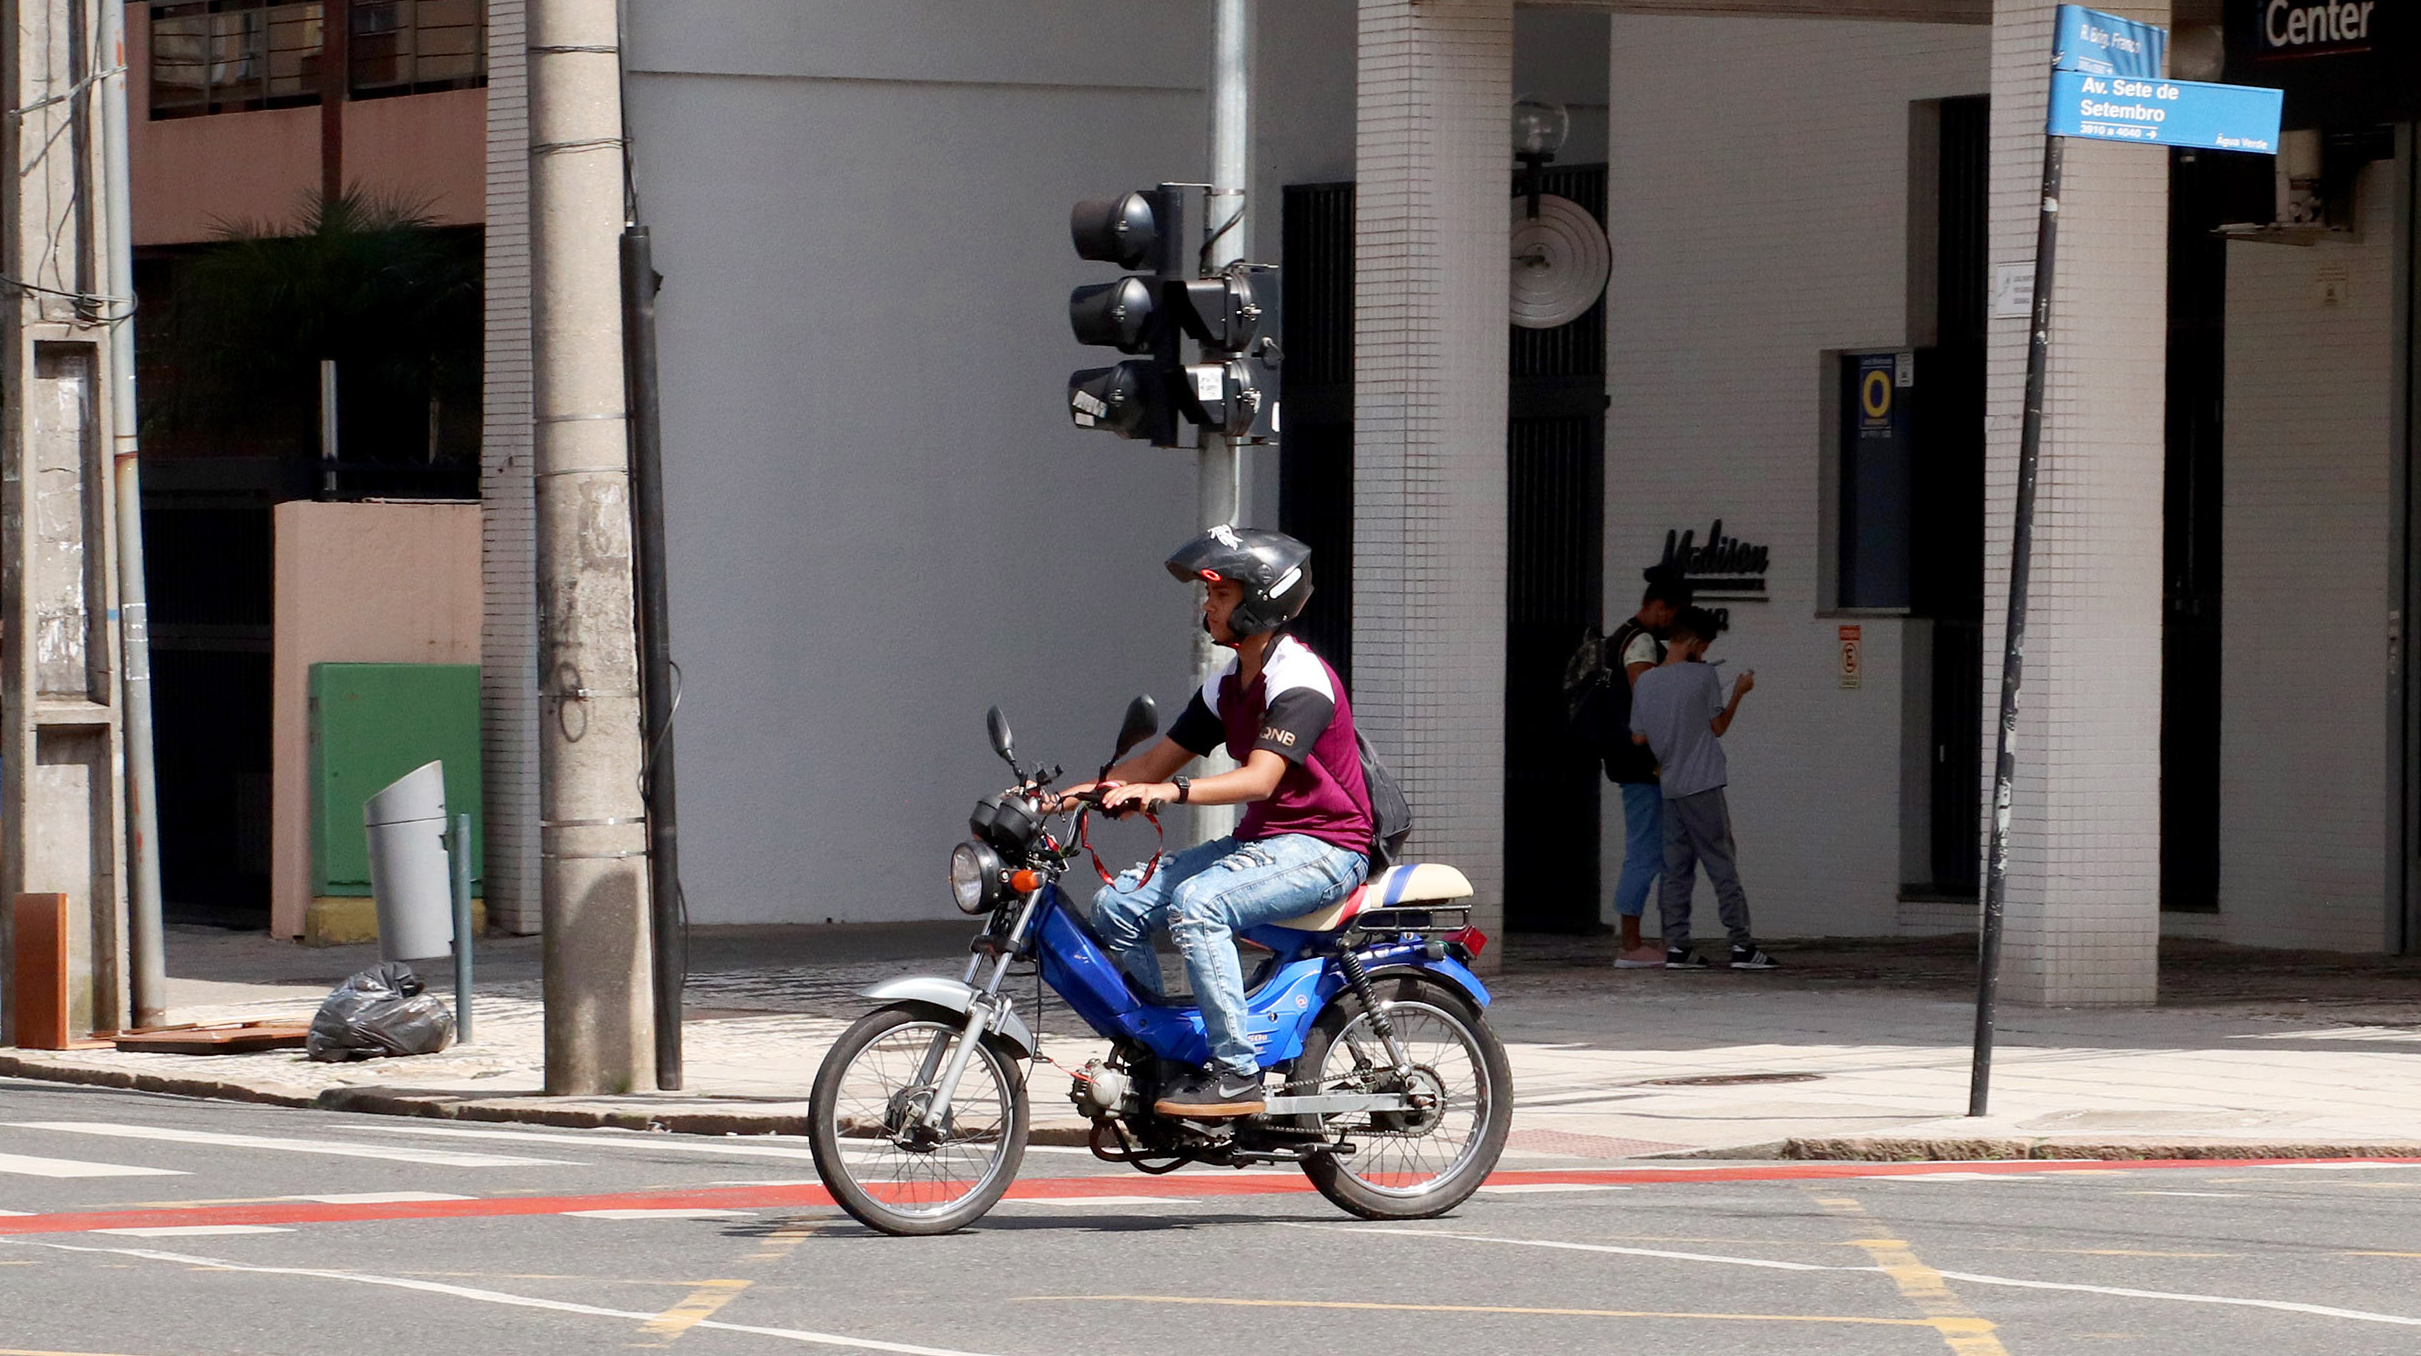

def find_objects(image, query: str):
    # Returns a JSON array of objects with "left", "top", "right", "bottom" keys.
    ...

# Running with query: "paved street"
[{"left": 7, "top": 1078, "right": 2421, "bottom": 1355}]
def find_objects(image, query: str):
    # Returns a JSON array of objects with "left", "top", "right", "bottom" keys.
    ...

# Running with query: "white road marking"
[
  {"left": 1476, "top": 1183, "right": 1634, "bottom": 1194},
  {"left": 4, "top": 1238, "right": 1006, "bottom": 1355},
  {"left": 997, "top": 1196, "right": 1198, "bottom": 1207},
  {"left": 94, "top": 1225, "right": 294, "bottom": 1237},
  {"left": 1288, "top": 1222, "right": 1849, "bottom": 1272},
  {"left": 2254, "top": 1162, "right": 2421, "bottom": 1171},
  {"left": 1933, "top": 1269, "right": 2421, "bottom": 1327},
  {"left": 0, "top": 1209, "right": 30, "bottom": 1216},
  {"left": 564, "top": 1208, "right": 759, "bottom": 1220},
  {"left": 1305, "top": 1220, "right": 2421, "bottom": 1329},
  {"left": 290, "top": 1191, "right": 474, "bottom": 1204},
  {"left": 361, "top": 1124, "right": 824, "bottom": 1161},
  {"left": 1872, "top": 1171, "right": 2046, "bottom": 1182},
  {"left": 7, "top": 1122, "right": 576, "bottom": 1168},
  {"left": 2122, "top": 1191, "right": 2242, "bottom": 1198},
  {"left": 0, "top": 1151, "right": 185, "bottom": 1179}
]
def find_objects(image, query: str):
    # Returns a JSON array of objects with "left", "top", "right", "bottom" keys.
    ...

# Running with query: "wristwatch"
[{"left": 1172, "top": 777, "right": 1192, "bottom": 804}]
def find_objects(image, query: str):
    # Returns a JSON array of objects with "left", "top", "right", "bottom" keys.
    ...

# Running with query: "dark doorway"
[
  {"left": 1907, "top": 95, "right": 1989, "bottom": 896},
  {"left": 1504, "top": 163, "right": 1608, "bottom": 932},
  {"left": 1280, "top": 183, "right": 1356, "bottom": 682},
  {"left": 2162, "top": 147, "right": 2270, "bottom": 911}
]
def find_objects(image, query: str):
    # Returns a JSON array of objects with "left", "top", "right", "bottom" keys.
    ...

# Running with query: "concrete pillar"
[
  {"left": 1981, "top": 0, "right": 2169, "bottom": 1004},
  {"left": 1354, "top": 0, "right": 1512, "bottom": 960},
  {"left": 1, "top": 0, "right": 131, "bottom": 1039}
]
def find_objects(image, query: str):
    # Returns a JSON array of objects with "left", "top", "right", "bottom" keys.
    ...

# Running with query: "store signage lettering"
[
  {"left": 2262, "top": 0, "right": 2375, "bottom": 49},
  {"left": 2226, "top": 0, "right": 2416, "bottom": 125},
  {"left": 1660, "top": 519, "right": 1768, "bottom": 600}
]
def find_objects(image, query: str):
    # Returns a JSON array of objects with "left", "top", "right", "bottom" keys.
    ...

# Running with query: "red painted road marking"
[{"left": 0, "top": 1158, "right": 2409, "bottom": 1237}]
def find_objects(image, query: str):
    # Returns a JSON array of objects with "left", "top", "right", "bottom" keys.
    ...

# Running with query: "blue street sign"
[
  {"left": 2046, "top": 71, "right": 2283, "bottom": 153},
  {"left": 2053, "top": 4, "right": 2166, "bottom": 78}
]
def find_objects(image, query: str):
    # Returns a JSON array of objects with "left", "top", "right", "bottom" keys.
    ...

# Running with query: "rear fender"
[
  {"left": 1360, "top": 954, "right": 1491, "bottom": 1011},
  {"left": 858, "top": 976, "right": 1037, "bottom": 1058}
]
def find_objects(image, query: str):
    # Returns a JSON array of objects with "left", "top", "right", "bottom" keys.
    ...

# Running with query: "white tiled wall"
[
  {"left": 2219, "top": 161, "right": 2399, "bottom": 953},
  {"left": 1602, "top": 16, "right": 1990, "bottom": 941},
  {"left": 1356, "top": 0, "right": 1515, "bottom": 958},
  {"left": 481, "top": 0, "right": 541, "bottom": 935},
  {"left": 1980, "top": 1, "right": 2168, "bottom": 1005}
]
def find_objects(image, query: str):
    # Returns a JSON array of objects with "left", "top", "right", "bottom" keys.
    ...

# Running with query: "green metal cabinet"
[{"left": 308, "top": 663, "right": 481, "bottom": 896}]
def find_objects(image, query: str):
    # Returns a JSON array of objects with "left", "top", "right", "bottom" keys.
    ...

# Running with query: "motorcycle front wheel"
[
  {"left": 1294, "top": 974, "right": 1512, "bottom": 1220},
  {"left": 808, "top": 1001, "right": 1029, "bottom": 1236}
]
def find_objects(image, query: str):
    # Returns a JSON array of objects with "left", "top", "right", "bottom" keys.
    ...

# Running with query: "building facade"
[
  {"left": 121, "top": 0, "right": 2411, "bottom": 994},
  {"left": 456, "top": 0, "right": 2421, "bottom": 997}
]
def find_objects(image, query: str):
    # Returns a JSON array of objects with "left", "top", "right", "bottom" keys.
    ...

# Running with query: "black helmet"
[{"left": 1164, "top": 525, "right": 1313, "bottom": 638}]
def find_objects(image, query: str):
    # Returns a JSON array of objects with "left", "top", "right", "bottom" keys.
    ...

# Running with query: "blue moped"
[{"left": 806, "top": 698, "right": 1512, "bottom": 1235}]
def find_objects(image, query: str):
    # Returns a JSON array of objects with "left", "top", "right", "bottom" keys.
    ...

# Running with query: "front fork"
[{"left": 916, "top": 889, "right": 1042, "bottom": 1130}]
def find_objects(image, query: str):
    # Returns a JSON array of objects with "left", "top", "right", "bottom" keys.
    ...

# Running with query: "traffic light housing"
[
  {"left": 1068, "top": 189, "right": 1186, "bottom": 446},
  {"left": 1066, "top": 187, "right": 1281, "bottom": 448},
  {"left": 1175, "top": 265, "right": 1280, "bottom": 442}
]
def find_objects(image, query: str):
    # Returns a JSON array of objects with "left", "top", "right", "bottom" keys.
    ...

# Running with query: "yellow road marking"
[
  {"left": 1016, "top": 1295, "right": 1940, "bottom": 1327},
  {"left": 1817, "top": 1194, "right": 2012, "bottom": 1356},
  {"left": 744, "top": 1217, "right": 826, "bottom": 1265},
  {"left": 630, "top": 1278, "right": 752, "bottom": 1347}
]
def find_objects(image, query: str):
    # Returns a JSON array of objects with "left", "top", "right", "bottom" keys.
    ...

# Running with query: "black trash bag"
[{"left": 306, "top": 961, "right": 456, "bottom": 1062}]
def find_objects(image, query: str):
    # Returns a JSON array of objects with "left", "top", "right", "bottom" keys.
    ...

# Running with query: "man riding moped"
[{"left": 1057, "top": 525, "right": 1374, "bottom": 1119}]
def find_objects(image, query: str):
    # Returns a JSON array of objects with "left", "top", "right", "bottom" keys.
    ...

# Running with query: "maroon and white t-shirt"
[{"left": 1168, "top": 635, "right": 1373, "bottom": 857}]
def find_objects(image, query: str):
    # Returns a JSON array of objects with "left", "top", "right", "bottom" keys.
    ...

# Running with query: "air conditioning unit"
[{"left": 2217, "top": 129, "right": 2358, "bottom": 246}]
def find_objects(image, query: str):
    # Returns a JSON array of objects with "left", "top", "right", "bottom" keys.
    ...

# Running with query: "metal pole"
[
  {"left": 530, "top": 0, "right": 656, "bottom": 1094},
  {"left": 98, "top": 0, "right": 167, "bottom": 1030},
  {"left": 319, "top": 359, "right": 340, "bottom": 498},
  {"left": 1970, "top": 133, "right": 2064, "bottom": 1118},
  {"left": 1193, "top": 0, "right": 1251, "bottom": 841},
  {"left": 452, "top": 811, "right": 474, "bottom": 1044},
  {"left": 621, "top": 224, "right": 684, "bottom": 1090}
]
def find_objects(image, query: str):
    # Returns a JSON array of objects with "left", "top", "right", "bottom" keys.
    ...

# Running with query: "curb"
[
  {"left": 0, "top": 1053, "right": 1100, "bottom": 1146},
  {"left": 1765, "top": 1135, "right": 2421, "bottom": 1162}
]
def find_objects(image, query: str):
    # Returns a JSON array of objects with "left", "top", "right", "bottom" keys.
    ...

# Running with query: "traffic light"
[
  {"left": 1068, "top": 189, "right": 1185, "bottom": 447},
  {"left": 1066, "top": 187, "right": 1281, "bottom": 448}
]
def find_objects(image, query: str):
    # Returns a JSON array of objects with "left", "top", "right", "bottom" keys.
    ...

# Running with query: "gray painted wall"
[{"left": 623, "top": 1, "right": 1356, "bottom": 922}]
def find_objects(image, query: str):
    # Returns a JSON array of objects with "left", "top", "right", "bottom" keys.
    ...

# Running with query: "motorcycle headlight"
[{"left": 950, "top": 841, "right": 1005, "bottom": 915}]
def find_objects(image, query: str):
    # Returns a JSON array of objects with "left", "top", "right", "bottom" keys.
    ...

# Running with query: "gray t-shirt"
[{"left": 1629, "top": 662, "right": 1728, "bottom": 799}]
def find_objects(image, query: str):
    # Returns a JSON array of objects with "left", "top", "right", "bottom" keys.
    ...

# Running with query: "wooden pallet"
[{"left": 105, "top": 1020, "right": 312, "bottom": 1054}]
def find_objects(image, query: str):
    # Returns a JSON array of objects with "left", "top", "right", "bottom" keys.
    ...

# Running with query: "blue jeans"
[
  {"left": 1614, "top": 782, "right": 1663, "bottom": 920},
  {"left": 1090, "top": 833, "right": 1367, "bottom": 1079}
]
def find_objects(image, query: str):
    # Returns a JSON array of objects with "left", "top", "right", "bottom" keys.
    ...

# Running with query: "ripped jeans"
[{"left": 1090, "top": 833, "right": 1368, "bottom": 1079}]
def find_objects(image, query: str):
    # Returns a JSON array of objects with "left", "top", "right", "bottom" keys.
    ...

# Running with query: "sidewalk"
[{"left": 7, "top": 925, "right": 2420, "bottom": 1159}]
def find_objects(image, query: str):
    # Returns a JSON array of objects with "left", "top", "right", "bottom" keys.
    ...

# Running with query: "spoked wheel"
[
  {"left": 1295, "top": 975, "right": 1512, "bottom": 1220},
  {"left": 808, "top": 1002, "right": 1029, "bottom": 1236}
]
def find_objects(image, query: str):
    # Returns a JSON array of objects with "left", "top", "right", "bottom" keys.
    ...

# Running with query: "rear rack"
[{"left": 1352, "top": 904, "right": 1472, "bottom": 934}]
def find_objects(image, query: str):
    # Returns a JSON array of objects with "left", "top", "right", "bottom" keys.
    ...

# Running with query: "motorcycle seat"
[{"left": 1271, "top": 863, "right": 1475, "bottom": 932}]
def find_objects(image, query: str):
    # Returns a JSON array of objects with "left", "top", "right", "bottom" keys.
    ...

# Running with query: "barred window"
[{"left": 148, "top": 0, "right": 485, "bottom": 119}]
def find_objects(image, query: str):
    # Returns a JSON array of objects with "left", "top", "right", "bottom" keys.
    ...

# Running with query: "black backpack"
[
  {"left": 1565, "top": 621, "right": 1659, "bottom": 783},
  {"left": 1355, "top": 729, "right": 1413, "bottom": 872}
]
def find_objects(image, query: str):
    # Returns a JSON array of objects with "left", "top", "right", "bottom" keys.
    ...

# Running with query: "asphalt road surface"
[{"left": 5, "top": 1077, "right": 2421, "bottom": 1355}]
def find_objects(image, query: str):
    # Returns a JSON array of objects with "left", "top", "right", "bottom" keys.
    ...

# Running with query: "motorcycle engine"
[{"left": 1068, "top": 1060, "right": 1131, "bottom": 1117}]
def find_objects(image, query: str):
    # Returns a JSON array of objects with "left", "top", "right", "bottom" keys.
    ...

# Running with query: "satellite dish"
[{"left": 1509, "top": 194, "right": 1610, "bottom": 330}]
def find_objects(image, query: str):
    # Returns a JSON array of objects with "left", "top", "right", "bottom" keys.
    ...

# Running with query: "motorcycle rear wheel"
[
  {"left": 1295, "top": 974, "right": 1511, "bottom": 1220},
  {"left": 808, "top": 1001, "right": 1029, "bottom": 1236}
]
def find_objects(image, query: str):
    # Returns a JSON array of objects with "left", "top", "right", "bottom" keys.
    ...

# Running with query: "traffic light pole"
[{"left": 1192, "top": 0, "right": 1252, "bottom": 842}]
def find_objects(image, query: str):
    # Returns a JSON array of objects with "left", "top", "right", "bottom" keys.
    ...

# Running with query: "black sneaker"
[
  {"left": 1664, "top": 948, "right": 1710, "bottom": 970},
  {"left": 1730, "top": 945, "right": 1780, "bottom": 970},
  {"left": 1154, "top": 1070, "right": 1266, "bottom": 1118}
]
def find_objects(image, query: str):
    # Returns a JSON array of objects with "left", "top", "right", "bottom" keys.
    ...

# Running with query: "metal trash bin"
[{"left": 364, "top": 761, "right": 455, "bottom": 961}]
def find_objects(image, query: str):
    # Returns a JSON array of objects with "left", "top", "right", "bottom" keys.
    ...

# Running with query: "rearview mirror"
[
  {"left": 1113, "top": 695, "right": 1159, "bottom": 760},
  {"left": 985, "top": 706, "right": 1017, "bottom": 769}
]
